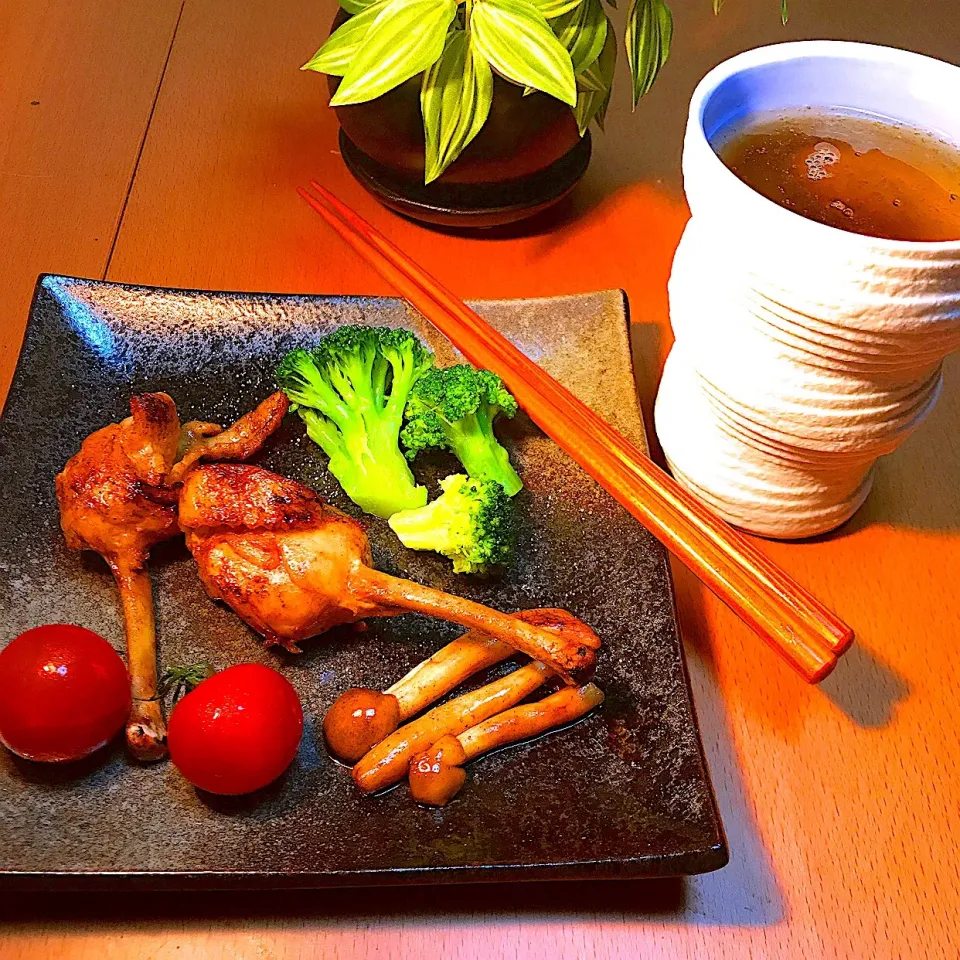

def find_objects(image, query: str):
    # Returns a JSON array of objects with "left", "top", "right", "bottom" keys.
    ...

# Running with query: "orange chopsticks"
[{"left": 298, "top": 182, "right": 853, "bottom": 682}]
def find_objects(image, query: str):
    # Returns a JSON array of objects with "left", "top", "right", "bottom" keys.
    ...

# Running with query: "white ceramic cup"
[{"left": 655, "top": 41, "right": 960, "bottom": 539}]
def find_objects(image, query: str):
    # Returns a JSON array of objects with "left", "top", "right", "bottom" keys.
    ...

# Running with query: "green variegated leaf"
[
  {"left": 573, "top": 87, "right": 599, "bottom": 135},
  {"left": 595, "top": 85, "right": 612, "bottom": 128},
  {"left": 472, "top": 0, "right": 576, "bottom": 105},
  {"left": 576, "top": 12, "right": 614, "bottom": 90},
  {"left": 531, "top": 0, "right": 584, "bottom": 17},
  {"left": 553, "top": 0, "right": 606, "bottom": 78},
  {"left": 780, "top": 0, "right": 788, "bottom": 23},
  {"left": 340, "top": 0, "right": 379, "bottom": 13},
  {"left": 625, "top": 0, "right": 672, "bottom": 106},
  {"left": 574, "top": 84, "right": 612, "bottom": 134},
  {"left": 573, "top": 21, "right": 615, "bottom": 133},
  {"left": 421, "top": 29, "right": 494, "bottom": 182},
  {"left": 712, "top": 0, "right": 723, "bottom": 12},
  {"left": 330, "top": 0, "right": 458, "bottom": 105},
  {"left": 301, "top": 1, "right": 390, "bottom": 76},
  {"left": 576, "top": 72, "right": 605, "bottom": 92}
]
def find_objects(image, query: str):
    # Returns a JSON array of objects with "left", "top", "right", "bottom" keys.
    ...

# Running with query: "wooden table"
[{"left": 2, "top": 0, "right": 959, "bottom": 956}]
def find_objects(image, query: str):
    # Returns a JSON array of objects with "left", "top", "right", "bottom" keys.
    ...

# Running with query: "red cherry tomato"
[
  {"left": 0, "top": 624, "right": 131, "bottom": 762},
  {"left": 167, "top": 663, "right": 303, "bottom": 796}
]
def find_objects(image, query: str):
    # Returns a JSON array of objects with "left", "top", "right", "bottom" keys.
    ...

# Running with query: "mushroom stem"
[
  {"left": 324, "top": 611, "right": 588, "bottom": 763},
  {"left": 409, "top": 683, "right": 605, "bottom": 806},
  {"left": 352, "top": 660, "right": 552, "bottom": 794},
  {"left": 385, "top": 631, "right": 515, "bottom": 718},
  {"left": 386, "top": 610, "right": 591, "bottom": 714},
  {"left": 459, "top": 682, "right": 605, "bottom": 760},
  {"left": 114, "top": 564, "right": 168, "bottom": 761}
]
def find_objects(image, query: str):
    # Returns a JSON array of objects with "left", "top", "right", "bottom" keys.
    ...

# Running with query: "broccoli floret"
[
  {"left": 276, "top": 325, "right": 435, "bottom": 518},
  {"left": 400, "top": 365, "right": 522, "bottom": 496},
  {"left": 388, "top": 474, "right": 516, "bottom": 574}
]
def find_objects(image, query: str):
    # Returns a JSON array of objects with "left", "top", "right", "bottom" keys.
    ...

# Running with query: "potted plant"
[{"left": 302, "top": 0, "right": 787, "bottom": 226}]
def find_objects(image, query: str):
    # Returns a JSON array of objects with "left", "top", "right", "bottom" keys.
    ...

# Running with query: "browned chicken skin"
[
  {"left": 179, "top": 464, "right": 600, "bottom": 683},
  {"left": 167, "top": 391, "right": 289, "bottom": 485},
  {"left": 55, "top": 392, "right": 289, "bottom": 760},
  {"left": 56, "top": 393, "right": 182, "bottom": 760},
  {"left": 180, "top": 464, "right": 378, "bottom": 647},
  {"left": 58, "top": 394, "right": 182, "bottom": 566}
]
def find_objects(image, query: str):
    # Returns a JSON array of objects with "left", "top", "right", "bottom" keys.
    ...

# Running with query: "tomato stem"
[{"left": 160, "top": 663, "right": 216, "bottom": 705}]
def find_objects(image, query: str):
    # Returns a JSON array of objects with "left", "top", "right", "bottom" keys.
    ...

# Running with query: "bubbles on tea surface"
[
  {"left": 806, "top": 141, "right": 841, "bottom": 181},
  {"left": 830, "top": 200, "right": 855, "bottom": 219},
  {"left": 719, "top": 113, "right": 960, "bottom": 240}
]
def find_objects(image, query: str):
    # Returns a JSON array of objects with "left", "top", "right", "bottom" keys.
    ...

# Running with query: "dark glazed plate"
[{"left": 0, "top": 276, "right": 726, "bottom": 890}]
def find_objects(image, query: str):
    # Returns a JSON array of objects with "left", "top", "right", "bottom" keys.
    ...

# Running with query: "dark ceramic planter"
[{"left": 326, "top": 12, "right": 591, "bottom": 227}]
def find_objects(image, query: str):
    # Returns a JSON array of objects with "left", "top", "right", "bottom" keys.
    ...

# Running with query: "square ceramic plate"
[{"left": 0, "top": 276, "right": 726, "bottom": 890}]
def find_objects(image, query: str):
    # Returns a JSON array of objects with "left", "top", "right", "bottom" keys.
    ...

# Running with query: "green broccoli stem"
[
  {"left": 304, "top": 413, "right": 426, "bottom": 518},
  {"left": 449, "top": 429, "right": 523, "bottom": 496},
  {"left": 384, "top": 355, "right": 424, "bottom": 429}
]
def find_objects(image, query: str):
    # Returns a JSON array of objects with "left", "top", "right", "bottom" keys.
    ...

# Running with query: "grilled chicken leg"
[
  {"left": 55, "top": 392, "right": 289, "bottom": 760},
  {"left": 56, "top": 393, "right": 182, "bottom": 760},
  {"left": 178, "top": 464, "right": 600, "bottom": 683}
]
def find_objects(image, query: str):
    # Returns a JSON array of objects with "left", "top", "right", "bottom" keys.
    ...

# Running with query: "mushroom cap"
[
  {"left": 408, "top": 734, "right": 468, "bottom": 807},
  {"left": 322, "top": 688, "right": 401, "bottom": 763}
]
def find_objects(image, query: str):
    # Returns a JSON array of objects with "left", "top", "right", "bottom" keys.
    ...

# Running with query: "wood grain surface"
[
  {"left": 0, "top": 0, "right": 183, "bottom": 400},
  {"left": 2, "top": 0, "right": 960, "bottom": 957}
]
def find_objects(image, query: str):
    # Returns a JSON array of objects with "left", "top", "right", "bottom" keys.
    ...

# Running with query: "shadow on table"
[
  {"left": 817, "top": 642, "right": 910, "bottom": 729},
  {"left": 0, "top": 878, "right": 688, "bottom": 927},
  {"left": 665, "top": 563, "right": 787, "bottom": 928}
]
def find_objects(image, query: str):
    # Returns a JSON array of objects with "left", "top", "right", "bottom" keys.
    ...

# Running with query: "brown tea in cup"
[{"left": 717, "top": 109, "right": 960, "bottom": 242}]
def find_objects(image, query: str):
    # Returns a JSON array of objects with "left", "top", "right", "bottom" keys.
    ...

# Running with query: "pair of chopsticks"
[{"left": 297, "top": 182, "right": 853, "bottom": 682}]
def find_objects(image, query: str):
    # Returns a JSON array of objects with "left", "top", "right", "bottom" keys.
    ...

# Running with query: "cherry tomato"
[
  {"left": 0, "top": 624, "right": 131, "bottom": 762},
  {"left": 167, "top": 663, "right": 303, "bottom": 796}
]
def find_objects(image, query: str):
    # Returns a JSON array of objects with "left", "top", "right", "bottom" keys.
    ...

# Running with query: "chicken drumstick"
[
  {"left": 178, "top": 464, "right": 600, "bottom": 684},
  {"left": 56, "top": 392, "right": 289, "bottom": 760},
  {"left": 56, "top": 393, "right": 182, "bottom": 760}
]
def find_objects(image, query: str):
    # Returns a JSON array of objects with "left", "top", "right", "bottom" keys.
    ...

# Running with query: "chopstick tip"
[{"left": 807, "top": 653, "right": 839, "bottom": 684}]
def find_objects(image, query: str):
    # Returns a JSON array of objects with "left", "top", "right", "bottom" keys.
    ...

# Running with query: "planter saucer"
[{"left": 339, "top": 129, "right": 592, "bottom": 229}]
